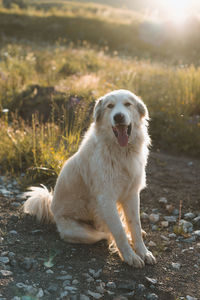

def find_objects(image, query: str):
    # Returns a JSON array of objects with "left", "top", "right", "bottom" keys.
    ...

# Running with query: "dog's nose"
[{"left": 114, "top": 113, "right": 125, "bottom": 124}]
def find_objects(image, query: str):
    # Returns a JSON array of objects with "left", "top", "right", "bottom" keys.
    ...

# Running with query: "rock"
[
  {"left": 60, "top": 291, "right": 69, "bottom": 298},
  {"left": 46, "top": 269, "right": 54, "bottom": 274},
  {"left": 186, "top": 296, "right": 197, "bottom": 300},
  {"left": 183, "top": 236, "right": 196, "bottom": 243},
  {"left": 62, "top": 280, "right": 71, "bottom": 287},
  {"left": 106, "top": 281, "right": 116, "bottom": 289},
  {"left": 164, "top": 216, "right": 177, "bottom": 223},
  {"left": 145, "top": 277, "right": 157, "bottom": 285},
  {"left": 96, "top": 282, "right": 105, "bottom": 294},
  {"left": 169, "top": 233, "right": 176, "bottom": 238},
  {"left": 113, "top": 297, "right": 128, "bottom": 300},
  {"left": 193, "top": 216, "right": 200, "bottom": 226},
  {"left": 159, "top": 197, "right": 168, "bottom": 204},
  {"left": 149, "top": 213, "right": 159, "bottom": 223},
  {"left": 192, "top": 230, "right": 200, "bottom": 237},
  {"left": 161, "top": 221, "right": 169, "bottom": 228},
  {"left": 0, "top": 257, "right": 9, "bottom": 264},
  {"left": 172, "top": 262, "right": 181, "bottom": 270},
  {"left": 36, "top": 288, "right": 44, "bottom": 298},
  {"left": 56, "top": 274, "right": 72, "bottom": 280},
  {"left": 12, "top": 297, "right": 21, "bottom": 300},
  {"left": 172, "top": 209, "right": 179, "bottom": 216},
  {"left": 151, "top": 225, "right": 158, "bottom": 231},
  {"left": 89, "top": 268, "right": 102, "bottom": 279},
  {"left": 118, "top": 281, "right": 136, "bottom": 290},
  {"left": 166, "top": 204, "right": 174, "bottom": 213},
  {"left": 137, "top": 284, "right": 145, "bottom": 292},
  {"left": 47, "top": 284, "right": 58, "bottom": 293},
  {"left": 9, "top": 230, "right": 18, "bottom": 235},
  {"left": 72, "top": 279, "right": 79, "bottom": 285},
  {"left": 161, "top": 235, "right": 169, "bottom": 242},
  {"left": 88, "top": 290, "right": 102, "bottom": 299},
  {"left": 8, "top": 252, "right": 15, "bottom": 258},
  {"left": 11, "top": 202, "right": 21, "bottom": 207},
  {"left": 148, "top": 241, "right": 156, "bottom": 247},
  {"left": 184, "top": 213, "right": 196, "bottom": 220},
  {"left": 20, "top": 257, "right": 34, "bottom": 271},
  {"left": 140, "top": 212, "right": 149, "bottom": 220},
  {"left": 80, "top": 295, "right": 90, "bottom": 300},
  {"left": 179, "top": 219, "right": 193, "bottom": 231},
  {"left": 0, "top": 270, "right": 13, "bottom": 277},
  {"left": 64, "top": 286, "right": 77, "bottom": 292},
  {"left": 147, "top": 293, "right": 158, "bottom": 300}
]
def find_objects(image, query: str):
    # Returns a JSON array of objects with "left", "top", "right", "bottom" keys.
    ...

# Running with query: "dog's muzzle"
[{"left": 112, "top": 123, "right": 132, "bottom": 147}]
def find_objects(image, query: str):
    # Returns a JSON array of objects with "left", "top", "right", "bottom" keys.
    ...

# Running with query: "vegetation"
[{"left": 0, "top": 1, "right": 200, "bottom": 182}]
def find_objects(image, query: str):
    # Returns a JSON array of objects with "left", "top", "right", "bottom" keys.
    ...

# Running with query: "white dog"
[{"left": 24, "top": 89, "right": 156, "bottom": 268}]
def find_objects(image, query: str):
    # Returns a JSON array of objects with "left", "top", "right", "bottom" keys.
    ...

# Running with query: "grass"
[{"left": 0, "top": 1, "right": 200, "bottom": 182}]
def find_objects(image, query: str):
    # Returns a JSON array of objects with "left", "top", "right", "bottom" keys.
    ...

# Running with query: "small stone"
[
  {"left": 148, "top": 241, "right": 156, "bottom": 247},
  {"left": 151, "top": 225, "right": 158, "bottom": 231},
  {"left": 12, "top": 297, "right": 21, "bottom": 300},
  {"left": 118, "top": 281, "right": 136, "bottom": 290},
  {"left": 88, "top": 290, "right": 102, "bottom": 299},
  {"left": 186, "top": 296, "right": 197, "bottom": 300},
  {"left": 11, "top": 202, "right": 21, "bottom": 207},
  {"left": 159, "top": 197, "right": 168, "bottom": 204},
  {"left": 0, "top": 257, "right": 9, "bottom": 264},
  {"left": 179, "top": 220, "right": 193, "bottom": 233},
  {"left": 64, "top": 286, "right": 77, "bottom": 292},
  {"left": 145, "top": 277, "right": 157, "bottom": 285},
  {"left": 184, "top": 213, "right": 196, "bottom": 220},
  {"left": 47, "top": 284, "right": 58, "bottom": 293},
  {"left": 166, "top": 204, "right": 174, "bottom": 213},
  {"left": 147, "top": 293, "right": 158, "bottom": 300},
  {"left": 106, "top": 281, "right": 116, "bottom": 289},
  {"left": 193, "top": 216, "right": 200, "bottom": 226},
  {"left": 80, "top": 295, "right": 90, "bottom": 300},
  {"left": 8, "top": 252, "right": 15, "bottom": 258},
  {"left": 149, "top": 213, "right": 159, "bottom": 223},
  {"left": 172, "top": 209, "right": 179, "bottom": 216},
  {"left": 72, "top": 279, "right": 79, "bottom": 285},
  {"left": 169, "top": 233, "right": 176, "bottom": 238},
  {"left": 89, "top": 268, "right": 102, "bottom": 279},
  {"left": 192, "top": 230, "right": 200, "bottom": 237},
  {"left": 137, "top": 284, "right": 145, "bottom": 292},
  {"left": 36, "top": 288, "right": 44, "bottom": 298},
  {"left": 172, "top": 262, "right": 181, "bottom": 270},
  {"left": 20, "top": 257, "right": 34, "bottom": 271},
  {"left": 113, "top": 297, "right": 128, "bottom": 300},
  {"left": 0, "top": 270, "right": 13, "bottom": 277},
  {"left": 56, "top": 274, "right": 72, "bottom": 280},
  {"left": 46, "top": 269, "right": 54, "bottom": 274},
  {"left": 9, "top": 230, "right": 18, "bottom": 235},
  {"left": 140, "top": 212, "right": 149, "bottom": 220},
  {"left": 164, "top": 216, "right": 177, "bottom": 223},
  {"left": 62, "top": 280, "right": 71, "bottom": 287},
  {"left": 183, "top": 236, "right": 196, "bottom": 243},
  {"left": 96, "top": 282, "right": 105, "bottom": 293},
  {"left": 60, "top": 291, "right": 68, "bottom": 298},
  {"left": 161, "top": 235, "right": 169, "bottom": 242},
  {"left": 161, "top": 221, "right": 169, "bottom": 228}
]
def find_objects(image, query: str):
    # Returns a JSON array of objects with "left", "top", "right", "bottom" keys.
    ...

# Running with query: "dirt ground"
[{"left": 0, "top": 151, "right": 200, "bottom": 300}]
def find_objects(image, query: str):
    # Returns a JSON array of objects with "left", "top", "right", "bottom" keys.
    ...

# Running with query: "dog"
[{"left": 24, "top": 89, "right": 156, "bottom": 268}]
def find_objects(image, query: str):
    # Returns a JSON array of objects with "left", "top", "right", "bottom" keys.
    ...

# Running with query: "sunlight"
[{"left": 162, "top": 0, "right": 191, "bottom": 25}]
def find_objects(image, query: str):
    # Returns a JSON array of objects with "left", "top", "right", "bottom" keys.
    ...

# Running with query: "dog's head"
[{"left": 94, "top": 89, "right": 149, "bottom": 147}]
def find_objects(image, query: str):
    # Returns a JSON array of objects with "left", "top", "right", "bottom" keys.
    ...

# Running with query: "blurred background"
[{"left": 0, "top": 0, "right": 200, "bottom": 182}]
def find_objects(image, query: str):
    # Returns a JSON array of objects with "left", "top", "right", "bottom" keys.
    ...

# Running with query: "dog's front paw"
[
  {"left": 135, "top": 245, "right": 156, "bottom": 265},
  {"left": 121, "top": 245, "right": 145, "bottom": 268}
]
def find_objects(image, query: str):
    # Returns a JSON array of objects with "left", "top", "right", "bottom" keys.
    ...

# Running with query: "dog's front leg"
[
  {"left": 122, "top": 192, "right": 156, "bottom": 265},
  {"left": 97, "top": 194, "right": 144, "bottom": 268}
]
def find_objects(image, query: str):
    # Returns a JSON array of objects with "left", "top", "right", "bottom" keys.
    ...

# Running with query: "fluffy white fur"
[{"left": 24, "top": 89, "right": 156, "bottom": 268}]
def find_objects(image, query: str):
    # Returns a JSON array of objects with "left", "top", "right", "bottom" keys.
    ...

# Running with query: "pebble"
[
  {"left": 193, "top": 216, "right": 200, "bottom": 226},
  {"left": 11, "top": 202, "right": 21, "bottom": 207},
  {"left": 72, "top": 279, "right": 79, "bottom": 285},
  {"left": 9, "top": 230, "right": 18, "bottom": 235},
  {"left": 96, "top": 282, "right": 105, "bottom": 294},
  {"left": 169, "top": 233, "right": 176, "bottom": 238},
  {"left": 47, "top": 284, "right": 58, "bottom": 293},
  {"left": 148, "top": 241, "right": 156, "bottom": 247},
  {"left": 0, "top": 270, "right": 13, "bottom": 277},
  {"left": 172, "top": 262, "right": 181, "bottom": 270},
  {"left": 192, "top": 230, "right": 200, "bottom": 237},
  {"left": 80, "top": 295, "right": 90, "bottom": 300},
  {"left": 151, "top": 225, "right": 158, "bottom": 231},
  {"left": 172, "top": 209, "right": 179, "bottom": 216},
  {"left": 145, "top": 277, "right": 157, "bottom": 285},
  {"left": 159, "top": 197, "right": 168, "bottom": 204},
  {"left": 46, "top": 269, "right": 54, "bottom": 274},
  {"left": 149, "top": 213, "right": 159, "bottom": 223},
  {"left": 106, "top": 281, "right": 116, "bottom": 289},
  {"left": 186, "top": 296, "right": 197, "bottom": 300},
  {"left": 179, "top": 220, "right": 193, "bottom": 233},
  {"left": 56, "top": 274, "right": 72, "bottom": 280},
  {"left": 20, "top": 257, "right": 35, "bottom": 271},
  {"left": 0, "top": 257, "right": 9, "bottom": 264},
  {"left": 64, "top": 286, "right": 77, "bottom": 292},
  {"left": 164, "top": 216, "right": 177, "bottom": 223},
  {"left": 89, "top": 268, "right": 102, "bottom": 279},
  {"left": 60, "top": 291, "right": 69, "bottom": 299},
  {"left": 118, "top": 281, "right": 136, "bottom": 290},
  {"left": 88, "top": 290, "right": 102, "bottom": 299},
  {"left": 140, "top": 212, "right": 149, "bottom": 220},
  {"left": 184, "top": 212, "right": 196, "bottom": 220},
  {"left": 113, "top": 297, "right": 128, "bottom": 300},
  {"left": 161, "top": 221, "right": 169, "bottom": 228},
  {"left": 36, "top": 288, "right": 44, "bottom": 298},
  {"left": 166, "top": 204, "right": 174, "bottom": 213},
  {"left": 62, "top": 280, "right": 71, "bottom": 287},
  {"left": 137, "top": 284, "right": 145, "bottom": 292},
  {"left": 161, "top": 235, "right": 169, "bottom": 242},
  {"left": 183, "top": 236, "right": 196, "bottom": 243},
  {"left": 146, "top": 293, "right": 158, "bottom": 300}
]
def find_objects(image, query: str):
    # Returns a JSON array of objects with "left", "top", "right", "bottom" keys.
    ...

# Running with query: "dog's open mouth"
[{"left": 112, "top": 124, "right": 132, "bottom": 147}]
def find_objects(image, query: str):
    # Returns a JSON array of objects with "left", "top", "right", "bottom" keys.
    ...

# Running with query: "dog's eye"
[
  {"left": 124, "top": 102, "right": 131, "bottom": 107},
  {"left": 107, "top": 103, "right": 114, "bottom": 109}
]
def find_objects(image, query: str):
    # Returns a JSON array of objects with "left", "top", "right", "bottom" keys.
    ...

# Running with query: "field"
[{"left": 0, "top": 1, "right": 200, "bottom": 299}]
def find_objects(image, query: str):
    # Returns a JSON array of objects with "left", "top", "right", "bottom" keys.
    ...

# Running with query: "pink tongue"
[{"left": 117, "top": 127, "right": 128, "bottom": 147}]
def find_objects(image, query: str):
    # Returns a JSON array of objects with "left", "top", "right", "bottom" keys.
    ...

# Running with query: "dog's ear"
[
  {"left": 136, "top": 99, "right": 149, "bottom": 119},
  {"left": 94, "top": 98, "right": 103, "bottom": 122}
]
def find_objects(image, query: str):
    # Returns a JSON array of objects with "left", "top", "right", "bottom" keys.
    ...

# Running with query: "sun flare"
[{"left": 161, "top": 0, "right": 192, "bottom": 25}]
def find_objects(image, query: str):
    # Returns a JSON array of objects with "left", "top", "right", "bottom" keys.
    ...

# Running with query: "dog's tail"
[{"left": 23, "top": 185, "right": 54, "bottom": 223}]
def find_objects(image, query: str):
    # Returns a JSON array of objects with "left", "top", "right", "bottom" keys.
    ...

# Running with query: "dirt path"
[{"left": 0, "top": 151, "right": 200, "bottom": 300}]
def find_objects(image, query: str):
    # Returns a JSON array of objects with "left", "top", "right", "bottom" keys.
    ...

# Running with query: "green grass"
[{"left": 0, "top": 2, "right": 200, "bottom": 182}]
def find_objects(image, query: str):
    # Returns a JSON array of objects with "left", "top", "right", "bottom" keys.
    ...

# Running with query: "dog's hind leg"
[{"left": 56, "top": 217, "right": 109, "bottom": 244}]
